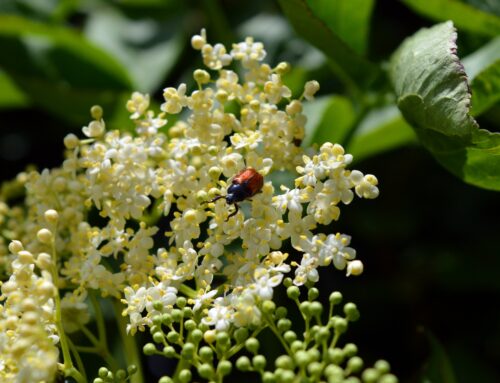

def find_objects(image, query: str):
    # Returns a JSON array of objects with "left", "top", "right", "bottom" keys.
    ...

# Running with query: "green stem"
[
  {"left": 67, "top": 337, "right": 88, "bottom": 382},
  {"left": 50, "top": 238, "right": 85, "bottom": 383},
  {"left": 262, "top": 313, "right": 292, "bottom": 355},
  {"left": 178, "top": 283, "right": 197, "bottom": 299},
  {"left": 112, "top": 300, "right": 144, "bottom": 383}
]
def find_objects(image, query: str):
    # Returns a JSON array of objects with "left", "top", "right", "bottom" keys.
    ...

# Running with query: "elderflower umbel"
[{"left": 0, "top": 29, "right": 379, "bottom": 340}]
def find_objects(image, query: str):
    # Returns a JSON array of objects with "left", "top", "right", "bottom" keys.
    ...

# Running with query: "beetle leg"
[{"left": 226, "top": 203, "right": 239, "bottom": 221}]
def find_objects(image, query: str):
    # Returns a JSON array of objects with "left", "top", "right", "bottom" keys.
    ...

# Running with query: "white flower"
[
  {"left": 203, "top": 297, "right": 234, "bottom": 331},
  {"left": 231, "top": 37, "right": 266, "bottom": 67}
]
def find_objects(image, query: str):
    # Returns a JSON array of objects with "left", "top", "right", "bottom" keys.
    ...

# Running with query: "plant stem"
[{"left": 112, "top": 300, "right": 144, "bottom": 383}]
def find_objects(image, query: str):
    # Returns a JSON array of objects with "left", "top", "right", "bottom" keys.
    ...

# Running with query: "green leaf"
[
  {"left": 390, "top": 21, "right": 500, "bottom": 191},
  {"left": 84, "top": 6, "right": 184, "bottom": 93},
  {"left": 420, "top": 329, "right": 457, "bottom": 383},
  {"left": 277, "top": 0, "right": 379, "bottom": 88},
  {"left": 306, "top": 0, "right": 375, "bottom": 55},
  {"left": 347, "top": 106, "right": 416, "bottom": 162},
  {"left": 302, "top": 95, "right": 356, "bottom": 147},
  {"left": 0, "top": 70, "right": 28, "bottom": 109},
  {"left": 402, "top": 0, "right": 500, "bottom": 37},
  {"left": 0, "top": 14, "right": 133, "bottom": 125},
  {"left": 462, "top": 37, "right": 500, "bottom": 116}
]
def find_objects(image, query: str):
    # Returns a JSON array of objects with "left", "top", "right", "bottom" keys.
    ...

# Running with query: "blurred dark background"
[{"left": 1, "top": 0, "right": 499, "bottom": 382}]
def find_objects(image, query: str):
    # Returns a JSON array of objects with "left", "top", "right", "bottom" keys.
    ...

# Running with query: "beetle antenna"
[
  {"left": 206, "top": 195, "right": 224, "bottom": 204},
  {"left": 225, "top": 203, "right": 239, "bottom": 221}
]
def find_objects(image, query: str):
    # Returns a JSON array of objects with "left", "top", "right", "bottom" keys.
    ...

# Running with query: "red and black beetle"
[{"left": 210, "top": 168, "right": 264, "bottom": 220}]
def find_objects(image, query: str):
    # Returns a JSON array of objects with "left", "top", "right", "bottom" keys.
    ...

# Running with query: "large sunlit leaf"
[
  {"left": 0, "top": 15, "right": 132, "bottom": 125},
  {"left": 390, "top": 21, "right": 500, "bottom": 191},
  {"left": 306, "top": 0, "right": 375, "bottom": 55},
  {"left": 84, "top": 6, "right": 184, "bottom": 93},
  {"left": 462, "top": 36, "right": 500, "bottom": 116},
  {"left": 0, "top": 70, "right": 28, "bottom": 109},
  {"left": 278, "top": 0, "right": 379, "bottom": 88},
  {"left": 402, "top": 0, "right": 500, "bottom": 37},
  {"left": 302, "top": 95, "right": 356, "bottom": 147},
  {"left": 347, "top": 106, "right": 416, "bottom": 162}
]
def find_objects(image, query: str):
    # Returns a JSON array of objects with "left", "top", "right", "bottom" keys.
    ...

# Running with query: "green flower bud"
[
  {"left": 344, "top": 377, "right": 361, "bottom": 383},
  {"left": 173, "top": 297, "right": 185, "bottom": 310},
  {"left": 275, "top": 355, "right": 294, "bottom": 370},
  {"left": 275, "top": 306, "right": 288, "bottom": 319},
  {"left": 262, "top": 371, "right": 276, "bottom": 383},
  {"left": 161, "top": 313, "right": 172, "bottom": 326},
  {"left": 362, "top": 368, "right": 380, "bottom": 383},
  {"left": 166, "top": 330, "right": 180, "bottom": 344},
  {"left": 294, "top": 350, "right": 309, "bottom": 368},
  {"left": 153, "top": 332, "right": 165, "bottom": 344},
  {"left": 197, "top": 363, "right": 214, "bottom": 379},
  {"left": 283, "top": 278, "right": 293, "bottom": 288},
  {"left": 277, "top": 318, "right": 291, "bottom": 333},
  {"left": 280, "top": 370, "right": 295, "bottom": 383},
  {"left": 163, "top": 346, "right": 176, "bottom": 358},
  {"left": 236, "top": 356, "right": 251, "bottom": 371},
  {"left": 327, "top": 348, "right": 344, "bottom": 364},
  {"left": 127, "top": 365, "right": 138, "bottom": 375},
  {"left": 344, "top": 302, "right": 360, "bottom": 322},
  {"left": 184, "top": 319, "right": 197, "bottom": 332},
  {"left": 310, "top": 301, "right": 323, "bottom": 317},
  {"left": 379, "top": 374, "right": 398, "bottom": 383},
  {"left": 98, "top": 367, "right": 109, "bottom": 378},
  {"left": 343, "top": 343, "right": 358, "bottom": 357},
  {"left": 153, "top": 301, "right": 164, "bottom": 312},
  {"left": 217, "top": 360, "right": 232, "bottom": 376},
  {"left": 234, "top": 327, "right": 249, "bottom": 343},
  {"left": 191, "top": 328, "right": 203, "bottom": 343},
  {"left": 253, "top": 355, "right": 266, "bottom": 370},
  {"left": 315, "top": 326, "right": 330, "bottom": 343},
  {"left": 299, "top": 301, "right": 311, "bottom": 317},
  {"left": 181, "top": 342, "right": 196, "bottom": 359},
  {"left": 245, "top": 338, "right": 260, "bottom": 354},
  {"left": 150, "top": 325, "right": 161, "bottom": 334},
  {"left": 374, "top": 360, "right": 391, "bottom": 374},
  {"left": 179, "top": 369, "right": 192, "bottom": 383},
  {"left": 152, "top": 315, "right": 163, "bottom": 327},
  {"left": 332, "top": 317, "right": 348, "bottom": 334},
  {"left": 93, "top": 378, "right": 104, "bottom": 383},
  {"left": 262, "top": 300, "right": 276, "bottom": 314},
  {"left": 329, "top": 291, "right": 342, "bottom": 305},
  {"left": 183, "top": 307, "right": 193, "bottom": 318},
  {"left": 347, "top": 356, "right": 363, "bottom": 373},
  {"left": 308, "top": 361, "right": 322, "bottom": 376},
  {"left": 283, "top": 330, "right": 297, "bottom": 344},
  {"left": 290, "top": 340, "right": 304, "bottom": 353},
  {"left": 159, "top": 377, "right": 173, "bottom": 383},
  {"left": 115, "top": 369, "right": 126, "bottom": 380},
  {"left": 199, "top": 346, "right": 213, "bottom": 362},
  {"left": 171, "top": 309, "right": 183, "bottom": 322},
  {"left": 287, "top": 286, "right": 300, "bottom": 300},
  {"left": 194, "top": 69, "right": 211, "bottom": 84},
  {"left": 90, "top": 105, "right": 103, "bottom": 120},
  {"left": 216, "top": 331, "right": 230, "bottom": 345},
  {"left": 307, "top": 348, "right": 320, "bottom": 362},
  {"left": 324, "top": 364, "right": 343, "bottom": 380},
  {"left": 143, "top": 343, "right": 157, "bottom": 355},
  {"left": 308, "top": 287, "right": 319, "bottom": 301}
]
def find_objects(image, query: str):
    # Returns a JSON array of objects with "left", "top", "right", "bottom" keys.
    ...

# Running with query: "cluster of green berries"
[
  {"left": 137, "top": 282, "right": 397, "bottom": 383},
  {"left": 93, "top": 365, "right": 137, "bottom": 383}
]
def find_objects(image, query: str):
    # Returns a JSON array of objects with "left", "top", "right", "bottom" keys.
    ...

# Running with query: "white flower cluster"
[
  {"left": 0, "top": 30, "right": 379, "bottom": 337},
  {"left": 0, "top": 241, "right": 59, "bottom": 382}
]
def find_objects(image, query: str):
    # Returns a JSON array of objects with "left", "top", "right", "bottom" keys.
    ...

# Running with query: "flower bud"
[
  {"left": 90, "top": 105, "right": 103, "bottom": 120},
  {"left": 252, "top": 355, "right": 266, "bottom": 370},
  {"left": 347, "top": 260, "right": 364, "bottom": 276},
  {"left": 63, "top": 133, "right": 79, "bottom": 149},
  {"left": 347, "top": 356, "right": 364, "bottom": 373},
  {"left": 245, "top": 338, "right": 259, "bottom": 354},
  {"left": 162, "top": 346, "right": 176, "bottom": 358},
  {"left": 329, "top": 291, "right": 343, "bottom": 305},
  {"left": 8, "top": 240, "right": 23, "bottom": 254},
  {"left": 344, "top": 302, "right": 360, "bottom": 322},
  {"left": 217, "top": 360, "right": 232, "bottom": 376},
  {"left": 236, "top": 356, "right": 251, "bottom": 371},
  {"left": 197, "top": 363, "right": 214, "bottom": 379},
  {"left": 303, "top": 80, "right": 320, "bottom": 100},
  {"left": 143, "top": 343, "right": 157, "bottom": 355},
  {"left": 44, "top": 209, "right": 59, "bottom": 224},
  {"left": 194, "top": 69, "right": 210, "bottom": 84},
  {"left": 17, "top": 250, "right": 34, "bottom": 264},
  {"left": 37, "top": 228, "right": 53, "bottom": 244}
]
